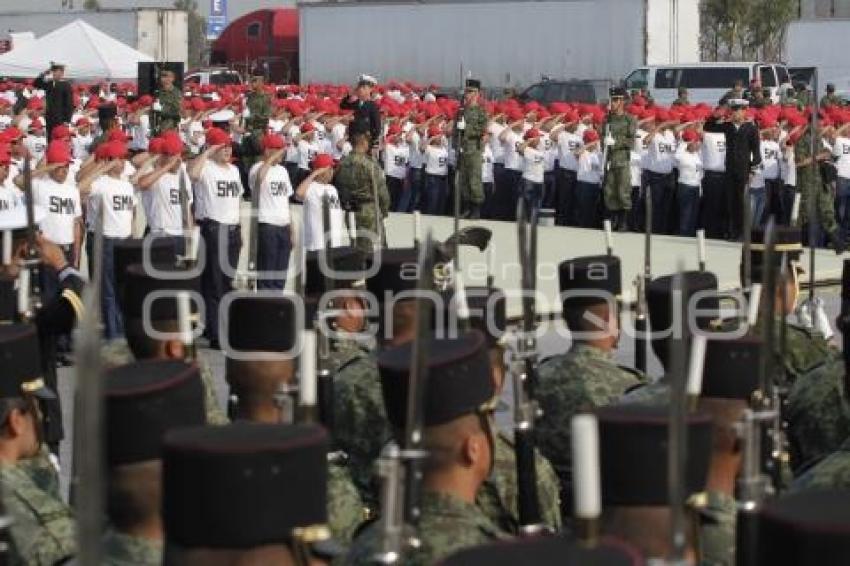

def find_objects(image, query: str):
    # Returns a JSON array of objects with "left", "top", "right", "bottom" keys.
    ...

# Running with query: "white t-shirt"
[
  {"left": 300, "top": 182, "right": 344, "bottom": 251},
  {"left": 130, "top": 114, "right": 150, "bottom": 152},
  {"left": 522, "top": 146, "right": 545, "bottom": 184},
  {"left": 675, "top": 148, "right": 703, "bottom": 187},
  {"left": 297, "top": 139, "right": 319, "bottom": 171},
  {"left": 268, "top": 119, "right": 285, "bottom": 135},
  {"left": 482, "top": 145, "right": 494, "bottom": 183},
  {"left": 88, "top": 175, "right": 136, "bottom": 238},
  {"left": 557, "top": 131, "right": 583, "bottom": 171},
  {"left": 541, "top": 133, "right": 557, "bottom": 172},
  {"left": 249, "top": 162, "right": 293, "bottom": 227},
  {"left": 32, "top": 177, "right": 80, "bottom": 245},
  {"left": 630, "top": 149, "right": 643, "bottom": 187},
  {"left": 384, "top": 143, "right": 410, "bottom": 180},
  {"left": 646, "top": 130, "right": 677, "bottom": 174},
  {"left": 72, "top": 133, "right": 92, "bottom": 161},
  {"left": 577, "top": 150, "right": 602, "bottom": 184},
  {"left": 24, "top": 135, "right": 47, "bottom": 164},
  {"left": 196, "top": 161, "right": 243, "bottom": 225},
  {"left": 0, "top": 183, "right": 22, "bottom": 212},
  {"left": 761, "top": 140, "right": 782, "bottom": 182},
  {"left": 186, "top": 121, "right": 205, "bottom": 155},
  {"left": 701, "top": 132, "right": 726, "bottom": 173},
  {"left": 424, "top": 145, "right": 448, "bottom": 176},
  {"left": 502, "top": 129, "right": 524, "bottom": 171},
  {"left": 487, "top": 122, "right": 506, "bottom": 164},
  {"left": 407, "top": 131, "right": 424, "bottom": 169},
  {"left": 833, "top": 136, "right": 850, "bottom": 179},
  {"left": 146, "top": 166, "right": 193, "bottom": 236},
  {"left": 330, "top": 123, "right": 348, "bottom": 161},
  {"left": 284, "top": 125, "right": 301, "bottom": 164}
]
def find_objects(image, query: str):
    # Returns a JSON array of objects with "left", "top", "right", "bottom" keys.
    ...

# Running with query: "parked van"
[
  {"left": 184, "top": 67, "right": 243, "bottom": 87},
  {"left": 623, "top": 62, "right": 792, "bottom": 106}
]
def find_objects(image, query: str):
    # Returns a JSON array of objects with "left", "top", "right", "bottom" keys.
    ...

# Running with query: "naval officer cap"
[
  {"left": 728, "top": 98, "right": 750, "bottom": 110},
  {"left": 357, "top": 74, "right": 378, "bottom": 87},
  {"left": 379, "top": 330, "right": 495, "bottom": 429},
  {"left": 105, "top": 359, "right": 205, "bottom": 466}
]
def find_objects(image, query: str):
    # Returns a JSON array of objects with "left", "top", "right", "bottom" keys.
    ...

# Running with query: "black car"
[{"left": 518, "top": 79, "right": 610, "bottom": 104}]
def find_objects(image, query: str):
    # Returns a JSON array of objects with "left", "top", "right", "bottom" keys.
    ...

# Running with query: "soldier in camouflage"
[
  {"left": 153, "top": 68, "right": 182, "bottom": 136},
  {"left": 455, "top": 79, "right": 488, "bottom": 218},
  {"left": 0, "top": 325, "right": 75, "bottom": 565},
  {"left": 334, "top": 130, "right": 390, "bottom": 254},
  {"left": 601, "top": 86, "right": 637, "bottom": 231},
  {"left": 791, "top": 435, "right": 850, "bottom": 491},
  {"left": 345, "top": 331, "right": 507, "bottom": 565},
  {"left": 820, "top": 83, "right": 842, "bottom": 108},
  {"left": 224, "top": 294, "right": 366, "bottom": 544},
  {"left": 241, "top": 69, "right": 272, "bottom": 177},
  {"left": 101, "top": 359, "right": 208, "bottom": 565},
  {"left": 450, "top": 286, "right": 562, "bottom": 532},
  {"left": 537, "top": 255, "right": 644, "bottom": 516},
  {"left": 794, "top": 124, "right": 846, "bottom": 253}
]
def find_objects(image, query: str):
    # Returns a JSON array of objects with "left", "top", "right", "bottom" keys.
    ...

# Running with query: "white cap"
[
  {"left": 208, "top": 109, "right": 236, "bottom": 123},
  {"left": 728, "top": 98, "right": 749, "bottom": 109},
  {"left": 358, "top": 74, "right": 378, "bottom": 87},
  {"left": 0, "top": 205, "right": 46, "bottom": 231}
]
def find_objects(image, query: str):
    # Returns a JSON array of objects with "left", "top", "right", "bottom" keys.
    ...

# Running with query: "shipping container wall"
[
  {"left": 786, "top": 19, "right": 850, "bottom": 97},
  {"left": 299, "top": 0, "right": 645, "bottom": 88},
  {"left": 645, "top": 0, "right": 700, "bottom": 65},
  {"left": 136, "top": 9, "right": 189, "bottom": 65}
]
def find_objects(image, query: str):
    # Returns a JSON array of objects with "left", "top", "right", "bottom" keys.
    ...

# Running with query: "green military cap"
[
  {"left": 678, "top": 86, "right": 688, "bottom": 94},
  {"left": 119, "top": 262, "right": 200, "bottom": 324},
  {"left": 365, "top": 247, "right": 421, "bottom": 299},
  {"left": 701, "top": 336, "right": 762, "bottom": 400},
  {"left": 609, "top": 86, "right": 627, "bottom": 98},
  {"left": 225, "top": 294, "right": 303, "bottom": 356},
  {"left": 559, "top": 255, "right": 622, "bottom": 311},
  {"left": 305, "top": 246, "right": 368, "bottom": 298},
  {"left": 113, "top": 237, "right": 178, "bottom": 306},
  {"left": 105, "top": 360, "right": 206, "bottom": 467},
  {"left": 249, "top": 66, "right": 265, "bottom": 79},
  {"left": 0, "top": 324, "right": 55, "bottom": 400},
  {"left": 163, "top": 423, "right": 335, "bottom": 551},
  {"left": 50, "top": 62, "right": 65, "bottom": 71},
  {"left": 379, "top": 330, "right": 495, "bottom": 429},
  {"left": 436, "top": 286, "right": 507, "bottom": 346},
  {"left": 465, "top": 78, "right": 482, "bottom": 91},
  {"left": 746, "top": 226, "right": 803, "bottom": 285},
  {"left": 441, "top": 535, "right": 643, "bottom": 565},
  {"left": 756, "top": 490, "right": 850, "bottom": 565},
  {"left": 596, "top": 404, "right": 713, "bottom": 506}
]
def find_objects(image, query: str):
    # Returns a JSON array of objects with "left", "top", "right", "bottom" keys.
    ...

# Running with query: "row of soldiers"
[{"left": 4, "top": 176, "right": 850, "bottom": 565}]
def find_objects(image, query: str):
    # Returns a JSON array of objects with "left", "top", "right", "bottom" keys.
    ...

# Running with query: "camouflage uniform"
[
  {"left": 333, "top": 351, "right": 392, "bottom": 506},
  {"left": 476, "top": 431, "right": 562, "bottom": 533},
  {"left": 795, "top": 128, "right": 839, "bottom": 241},
  {"left": 698, "top": 490, "right": 737, "bottom": 566},
  {"left": 99, "top": 339, "right": 228, "bottom": 425},
  {"left": 334, "top": 153, "right": 391, "bottom": 253},
  {"left": 102, "top": 529, "right": 162, "bottom": 565},
  {"left": 345, "top": 490, "right": 504, "bottom": 566},
  {"left": 619, "top": 378, "right": 671, "bottom": 405},
  {"left": 786, "top": 356, "right": 850, "bottom": 473},
  {"left": 155, "top": 86, "right": 182, "bottom": 135},
  {"left": 242, "top": 89, "right": 272, "bottom": 171},
  {"left": 328, "top": 459, "right": 367, "bottom": 544},
  {"left": 753, "top": 314, "right": 836, "bottom": 386},
  {"left": 456, "top": 104, "right": 488, "bottom": 207},
  {"left": 820, "top": 93, "right": 842, "bottom": 108},
  {"left": 536, "top": 343, "right": 644, "bottom": 499},
  {"left": 1, "top": 462, "right": 76, "bottom": 565},
  {"left": 601, "top": 112, "right": 637, "bottom": 212},
  {"left": 790, "top": 435, "right": 850, "bottom": 491},
  {"left": 18, "top": 446, "right": 61, "bottom": 499}
]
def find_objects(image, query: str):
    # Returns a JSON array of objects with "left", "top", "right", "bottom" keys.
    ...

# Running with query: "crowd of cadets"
[{"left": 4, "top": 70, "right": 850, "bottom": 565}]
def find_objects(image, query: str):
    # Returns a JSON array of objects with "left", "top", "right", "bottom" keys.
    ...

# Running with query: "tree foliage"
[
  {"left": 700, "top": 0, "right": 797, "bottom": 61},
  {"left": 174, "top": 0, "right": 207, "bottom": 68}
]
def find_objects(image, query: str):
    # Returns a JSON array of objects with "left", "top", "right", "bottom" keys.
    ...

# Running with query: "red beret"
[{"left": 262, "top": 133, "right": 285, "bottom": 150}]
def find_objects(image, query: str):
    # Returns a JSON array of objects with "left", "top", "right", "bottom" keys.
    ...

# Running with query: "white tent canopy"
[{"left": 0, "top": 19, "right": 153, "bottom": 80}]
